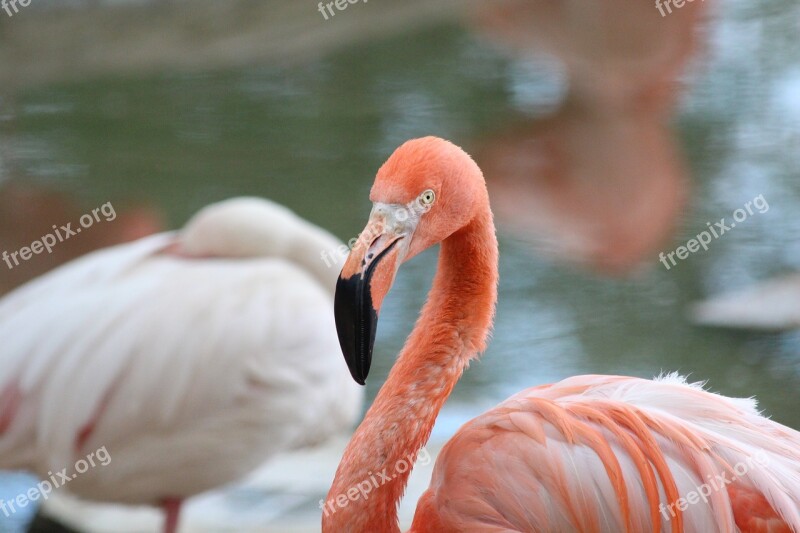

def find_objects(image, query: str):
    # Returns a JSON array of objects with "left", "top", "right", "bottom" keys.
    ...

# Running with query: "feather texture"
[
  {"left": 0, "top": 197, "right": 362, "bottom": 505},
  {"left": 412, "top": 375, "right": 800, "bottom": 532}
]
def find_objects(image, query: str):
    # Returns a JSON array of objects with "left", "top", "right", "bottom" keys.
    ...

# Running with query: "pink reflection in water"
[{"left": 470, "top": 0, "right": 707, "bottom": 274}]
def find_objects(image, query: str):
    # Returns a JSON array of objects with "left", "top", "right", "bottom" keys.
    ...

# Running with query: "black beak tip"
[
  {"left": 334, "top": 239, "right": 398, "bottom": 386},
  {"left": 334, "top": 273, "right": 378, "bottom": 386}
]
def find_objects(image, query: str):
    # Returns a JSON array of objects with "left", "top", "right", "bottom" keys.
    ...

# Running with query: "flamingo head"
[{"left": 334, "top": 136, "right": 487, "bottom": 384}]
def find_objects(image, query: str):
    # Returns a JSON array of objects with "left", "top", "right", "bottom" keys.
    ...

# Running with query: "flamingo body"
[
  {"left": 0, "top": 198, "right": 362, "bottom": 509},
  {"left": 412, "top": 374, "right": 800, "bottom": 532},
  {"left": 324, "top": 137, "right": 800, "bottom": 533}
]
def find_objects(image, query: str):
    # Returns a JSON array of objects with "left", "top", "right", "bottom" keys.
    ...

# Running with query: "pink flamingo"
[{"left": 324, "top": 137, "right": 800, "bottom": 532}]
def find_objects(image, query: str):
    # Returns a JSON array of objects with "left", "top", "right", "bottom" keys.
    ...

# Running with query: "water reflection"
[
  {"left": 475, "top": 106, "right": 689, "bottom": 274},
  {"left": 692, "top": 272, "right": 800, "bottom": 330},
  {"left": 469, "top": 0, "right": 706, "bottom": 274},
  {"left": 0, "top": 0, "right": 799, "bottom": 530}
]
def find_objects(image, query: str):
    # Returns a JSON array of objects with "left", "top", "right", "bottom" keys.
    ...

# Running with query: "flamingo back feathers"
[{"left": 411, "top": 374, "right": 800, "bottom": 533}]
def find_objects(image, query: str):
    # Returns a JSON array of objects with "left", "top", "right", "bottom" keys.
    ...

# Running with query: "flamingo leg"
[{"left": 162, "top": 498, "right": 182, "bottom": 533}]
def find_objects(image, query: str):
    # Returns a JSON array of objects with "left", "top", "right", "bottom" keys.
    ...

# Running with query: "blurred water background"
[{"left": 1, "top": 0, "right": 799, "bottom": 531}]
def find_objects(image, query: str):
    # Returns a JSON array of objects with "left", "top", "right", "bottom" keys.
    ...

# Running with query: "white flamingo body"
[{"left": 0, "top": 198, "right": 362, "bottom": 506}]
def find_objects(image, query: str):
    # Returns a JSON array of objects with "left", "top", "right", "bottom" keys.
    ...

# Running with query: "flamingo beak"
[{"left": 334, "top": 206, "right": 413, "bottom": 385}]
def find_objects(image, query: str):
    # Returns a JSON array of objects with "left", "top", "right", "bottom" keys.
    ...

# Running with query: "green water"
[{"left": 2, "top": 10, "right": 800, "bottom": 441}]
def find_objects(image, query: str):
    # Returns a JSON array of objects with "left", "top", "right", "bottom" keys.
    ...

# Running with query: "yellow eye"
[{"left": 420, "top": 189, "right": 436, "bottom": 206}]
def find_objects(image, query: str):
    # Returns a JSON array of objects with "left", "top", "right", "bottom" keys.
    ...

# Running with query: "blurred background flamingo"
[{"left": 0, "top": 197, "right": 363, "bottom": 532}]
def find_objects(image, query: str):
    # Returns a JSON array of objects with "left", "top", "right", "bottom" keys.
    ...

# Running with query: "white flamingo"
[{"left": 0, "top": 197, "right": 363, "bottom": 532}]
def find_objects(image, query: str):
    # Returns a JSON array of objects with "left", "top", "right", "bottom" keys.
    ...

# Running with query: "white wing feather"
[{"left": 0, "top": 198, "right": 361, "bottom": 504}]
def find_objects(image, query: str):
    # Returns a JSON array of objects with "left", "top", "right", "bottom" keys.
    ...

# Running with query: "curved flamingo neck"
[{"left": 323, "top": 205, "right": 498, "bottom": 533}]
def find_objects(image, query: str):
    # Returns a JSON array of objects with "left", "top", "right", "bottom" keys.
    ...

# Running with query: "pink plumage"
[
  {"left": 413, "top": 374, "right": 800, "bottom": 532},
  {"left": 325, "top": 137, "right": 800, "bottom": 533}
]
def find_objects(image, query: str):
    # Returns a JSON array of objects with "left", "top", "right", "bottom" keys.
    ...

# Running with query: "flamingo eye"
[{"left": 419, "top": 189, "right": 436, "bottom": 206}]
